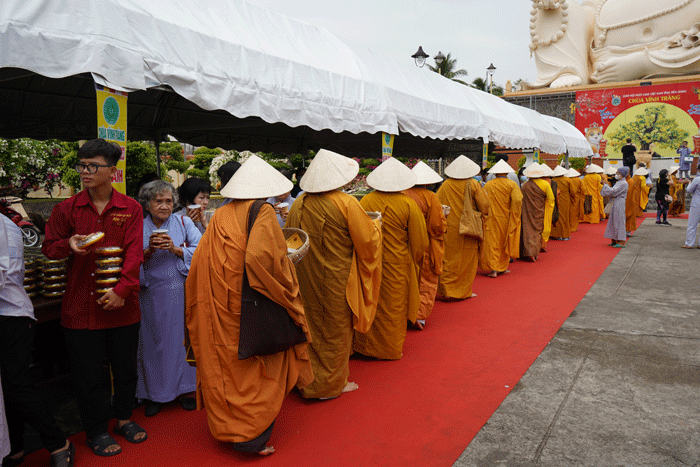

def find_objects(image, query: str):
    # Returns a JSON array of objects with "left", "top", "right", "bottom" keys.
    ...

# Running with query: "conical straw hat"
[
  {"left": 488, "top": 159, "right": 515, "bottom": 174},
  {"left": 604, "top": 166, "right": 618, "bottom": 175},
  {"left": 551, "top": 165, "right": 568, "bottom": 177},
  {"left": 220, "top": 154, "right": 293, "bottom": 199},
  {"left": 523, "top": 162, "right": 547, "bottom": 178},
  {"left": 585, "top": 164, "right": 604, "bottom": 174},
  {"left": 669, "top": 165, "right": 680, "bottom": 174},
  {"left": 444, "top": 155, "right": 481, "bottom": 179},
  {"left": 366, "top": 157, "right": 417, "bottom": 192},
  {"left": 411, "top": 160, "right": 443, "bottom": 185},
  {"left": 300, "top": 149, "right": 359, "bottom": 193},
  {"left": 539, "top": 163, "right": 554, "bottom": 177},
  {"left": 635, "top": 167, "right": 649, "bottom": 176},
  {"left": 565, "top": 168, "right": 580, "bottom": 178}
]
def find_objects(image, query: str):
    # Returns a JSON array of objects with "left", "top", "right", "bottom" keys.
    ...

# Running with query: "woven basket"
[
  {"left": 282, "top": 228, "right": 310, "bottom": 264},
  {"left": 442, "top": 205, "right": 451, "bottom": 216}
]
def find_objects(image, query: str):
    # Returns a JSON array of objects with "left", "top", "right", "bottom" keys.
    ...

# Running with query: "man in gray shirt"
[{"left": 0, "top": 214, "right": 73, "bottom": 467}]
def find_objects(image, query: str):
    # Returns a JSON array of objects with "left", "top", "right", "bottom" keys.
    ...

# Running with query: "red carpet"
[{"left": 25, "top": 221, "right": 617, "bottom": 467}]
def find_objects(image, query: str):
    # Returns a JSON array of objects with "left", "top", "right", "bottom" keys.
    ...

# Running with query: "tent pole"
[{"left": 155, "top": 133, "right": 162, "bottom": 178}]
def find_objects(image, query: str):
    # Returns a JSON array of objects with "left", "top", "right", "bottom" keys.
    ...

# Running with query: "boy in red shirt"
[{"left": 43, "top": 139, "right": 146, "bottom": 457}]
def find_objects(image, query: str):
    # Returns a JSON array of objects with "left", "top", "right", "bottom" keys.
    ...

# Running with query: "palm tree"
[
  {"left": 427, "top": 52, "right": 469, "bottom": 85},
  {"left": 471, "top": 77, "right": 504, "bottom": 96}
]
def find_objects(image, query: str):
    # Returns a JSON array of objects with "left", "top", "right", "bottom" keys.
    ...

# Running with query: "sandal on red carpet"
[
  {"left": 51, "top": 441, "right": 75, "bottom": 467},
  {"left": 86, "top": 433, "right": 122, "bottom": 457},
  {"left": 113, "top": 421, "right": 148, "bottom": 444}
]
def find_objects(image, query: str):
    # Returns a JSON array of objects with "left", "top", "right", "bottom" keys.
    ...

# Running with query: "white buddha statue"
[{"left": 528, "top": 0, "right": 700, "bottom": 88}]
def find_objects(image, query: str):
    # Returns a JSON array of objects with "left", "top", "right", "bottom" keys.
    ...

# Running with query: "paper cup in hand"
[
  {"left": 188, "top": 204, "right": 201, "bottom": 210},
  {"left": 276, "top": 202, "right": 289, "bottom": 213}
]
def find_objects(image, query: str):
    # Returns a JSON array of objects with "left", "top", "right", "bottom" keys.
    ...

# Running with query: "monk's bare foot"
[
  {"left": 487, "top": 271, "right": 497, "bottom": 278},
  {"left": 469, "top": 293, "right": 477, "bottom": 298},
  {"left": 414, "top": 319, "right": 425, "bottom": 330},
  {"left": 342, "top": 381, "right": 359, "bottom": 393},
  {"left": 259, "top": 446, "right": 275, "bottom": 456},
  {"left": 500, "top": 270, "right": 510, "bottom": 275}
]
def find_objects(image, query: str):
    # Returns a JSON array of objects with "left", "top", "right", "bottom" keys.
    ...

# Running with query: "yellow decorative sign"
[
  {"left": 381, "top": 133, "right": 395, "bottom": 161},
  {"left": 533, "top": 148, "right": 541, "bottom": 163},
  {"left": 482, "top": 144, "right": 488, "bottom": 167},
  {"left": 96, "top": 84, "right": 128, "bottom": 194}
]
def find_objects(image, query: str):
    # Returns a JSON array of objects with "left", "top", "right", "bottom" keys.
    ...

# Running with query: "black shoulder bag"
[{"left": 238, "top": 200, "right": 307, "bottom": 360}]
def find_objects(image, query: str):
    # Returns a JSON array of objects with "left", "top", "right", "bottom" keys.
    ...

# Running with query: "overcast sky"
[{"left": 245, "top": 0, "right": 539, "bottom": 87}]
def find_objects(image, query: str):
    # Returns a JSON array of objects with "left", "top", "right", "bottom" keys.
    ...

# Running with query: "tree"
[
  {"left": 608, "top": 105, "right": 689, "bottom": 151},
  {"left": 472, "top": 77, "right": 504, "bottom": 96},
  {"left": 427, "top": 53, "right": 468, "bottom": 85},
  {"left": 125, "top": 141, "right": 158, "bottom": 196},
  {"left": 0, "top": 138, "right": 65, "bottom": 197},
  {"left": 187, "top": 146, "right": 221, "bottom": 180}
]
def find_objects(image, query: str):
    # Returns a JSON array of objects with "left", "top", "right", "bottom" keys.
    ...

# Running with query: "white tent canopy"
[
  {"left": 512, "top": 105, "right": 567, "bottom": 155},
  {"left": 353, "top": 47, "right": 489, "bottom": 142},
  {"left": 543, "top": 116, "right": 594, "bottom": 159},
  {"left": 460, "top": 86, "right": 540, "bottom": 150},
  {"left": 0, "top": 0, "right": 397, "bottom": 135}
]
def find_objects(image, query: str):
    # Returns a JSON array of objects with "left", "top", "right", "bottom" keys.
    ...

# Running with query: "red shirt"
[{"left": 42, "top": 189, "right": 143, "bottom": 329}]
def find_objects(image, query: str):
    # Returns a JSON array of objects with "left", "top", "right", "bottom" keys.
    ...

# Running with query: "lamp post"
[
  {"left": 434, "top": 51, "right": 446, "bottom": 76},
  {"left": 486, "top": 63, "right": 496, "bottom": 94},
  {"left": 411, "top": 46, "right": 429, "bottom": 68}
]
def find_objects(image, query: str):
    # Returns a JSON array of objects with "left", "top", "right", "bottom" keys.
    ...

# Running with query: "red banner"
[{"left": 574, "top": 81, "right": 700, "bottom": 159}]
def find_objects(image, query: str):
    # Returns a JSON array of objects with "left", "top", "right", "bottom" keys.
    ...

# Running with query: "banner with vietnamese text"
[{"left": 96, "top": 84, "right": 127, "bottom": 193}]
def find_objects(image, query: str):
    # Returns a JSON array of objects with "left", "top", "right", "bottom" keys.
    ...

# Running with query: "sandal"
[
  {"left": 113, "top": 421, "right": 148, "bottom": 444},
  {"left": 51, "top": 441, "right": 75, "bottom": 467},
  {"left": 86, "top": 433, "right": 122, "bottom": 457}
]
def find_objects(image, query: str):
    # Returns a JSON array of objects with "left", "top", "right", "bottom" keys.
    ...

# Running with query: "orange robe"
[
  {"left": 625, "top": 175, "right": 641, "bottom": 232},
  {"left": 669, "top": 175, "right": 686, "bottom": 216},
  {"left": 436, "top": 178, "right": 489, "bottom": 299},
  {"left": 286, "top": 191, "right": 382, "bottom": 398},
  {"left": 550, "top": 176, "right": 573, "bottom": 239},
  {"left": 185, "top": 201, "right": 313, "bottom": 446},
  {"left": 479, "top": 177, "right": 522, "bottom": 273},
  {"left": 569, "top": 177, "right": 582, "bottom": 232},
  {"left": 637, "top": 175, "right": 650, "bottom": 216},
  {"left": 403, "top": 187, "right": 447, "bottom": 321},
  {"left": 580, "top": 173, "right": 604, "bottom": 223},
  {"left": 355, "top": 191, "right": 427, "bottom": 360}
]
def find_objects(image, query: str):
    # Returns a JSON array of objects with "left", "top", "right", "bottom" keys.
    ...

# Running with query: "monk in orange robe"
[
  {"left": 624, "top": 171, "right": 641, "bottom": 236},
  {"left": 550, "top": 166, "right": 573, "bottom": 240},
  {"left": 567, "top": 169, "right": 582, "bottom": 233},
  {"left": 287, "top": 149, "right": 382, "bottom": 398},
  {"left": 580, "top": 166, "right": 605, "bottom": 224},
  {"left": 403, "top": 161, "right": 447, "bottom": 329},
  {"left": 479, "top": 160, "right": 522, "bottom": 277},
  {"left": 635, "top": 167, "right": 651, "bottom": 217},
  {"left": 186, "top": 156, "right": 313, "bottom": 456},
  {"left": 669, "top": 167, "right": 688, "bottom": 217},
  {"left": 436, "top": 156, "right": 489, "bottom": 299},
  {"left": 355, "top": 157, "right": 427, "bottom": 360}
]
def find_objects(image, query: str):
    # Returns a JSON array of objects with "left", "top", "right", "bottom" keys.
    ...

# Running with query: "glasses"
[{"left": 74, "top": 163, "right": 111, "bottom": 174}]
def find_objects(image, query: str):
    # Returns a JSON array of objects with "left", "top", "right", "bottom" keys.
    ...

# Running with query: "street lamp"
[
  {"left": 411, "top": 46, "right": 429, "bottom": 68},
  {"left": 434, "top": 51, "right": 446, "bottom": 75},
  {"left": 486, "top": 63, "right": 496, "bottom": 94}
]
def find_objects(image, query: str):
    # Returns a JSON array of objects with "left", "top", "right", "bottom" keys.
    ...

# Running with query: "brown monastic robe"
[{"left": 520, "top": 180, "right": 546, "bottom": 259}]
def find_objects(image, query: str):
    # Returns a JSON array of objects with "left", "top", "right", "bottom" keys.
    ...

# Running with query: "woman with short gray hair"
[{"left": 135, "top": 180, "right": 201, "bottom": 417}]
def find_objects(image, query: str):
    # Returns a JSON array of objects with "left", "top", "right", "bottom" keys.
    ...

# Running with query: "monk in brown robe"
[
  {"left": 355, "top": 157, "right": 427, "bottom": 360},
  {"left": 625, "top": 169, "right": 642, "bottom": 236},
  {"left": 550, "top": 165, "right": 573, "bottom": 240},
  {"left": 436, "top": 155, "right": 489, "bottom": 299},
  {"left": 186, "top": 156, "right": 313, "bottom": 456},
  {"left": 403, "top": 161, "right": 447, "bottom": 329},
  {"left": 479, "top": 159, "right": 522, "bottom": 277},
  {"left": 580, "top": 165, "right": 605, "bottom": 224},
  {"left": 566, "top": 168, "right": 582, "bottom": 233},
  {"left": 286, "top": 149, "right": 382, "bottom": 398},
  {"left": 520, "top": 163, "right": 554, "bottom": 262}
]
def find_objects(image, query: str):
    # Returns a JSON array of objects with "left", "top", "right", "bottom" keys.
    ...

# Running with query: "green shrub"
[{"left": 361, "top": 158, "right": 380, "bottom": 168}]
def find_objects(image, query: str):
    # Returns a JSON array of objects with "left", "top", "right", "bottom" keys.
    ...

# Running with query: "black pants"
[
  {"left": 63, "top": 322, "right": 140, "bottom": 439},
  {"left": 0, "top": 316, "right": 67, "bottom": 454},
  {"left": 624, "top": 163, "right": 635, "bottom": 176}
]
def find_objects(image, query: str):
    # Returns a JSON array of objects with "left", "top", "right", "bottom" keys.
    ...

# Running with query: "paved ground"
[{"left": 455, "top": 217, "right": 700, "bottom": 467}]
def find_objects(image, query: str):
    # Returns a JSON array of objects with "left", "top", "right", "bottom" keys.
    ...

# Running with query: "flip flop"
[
  {"left": 86, "top": 433, "right": 122, "bottom": 457},
  {"left": 113, "top": 421, "right": 148, "bottom": 444},
  {"left": 682, "top": 245, "right": 693, "bottom": 249}
]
